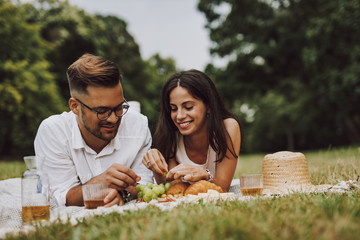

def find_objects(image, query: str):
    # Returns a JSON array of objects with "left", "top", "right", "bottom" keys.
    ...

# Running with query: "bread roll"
[
  {"left": 184, "top": 180, "right": 223, "bottom": 195},
  {"left": 166, "top": 182, "right": 189, "bottom": 195}
]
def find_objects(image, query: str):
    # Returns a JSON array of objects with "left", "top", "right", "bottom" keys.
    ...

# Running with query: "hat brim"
[{"left": 263, "top": 183, "right": 332, "bottom": 195}]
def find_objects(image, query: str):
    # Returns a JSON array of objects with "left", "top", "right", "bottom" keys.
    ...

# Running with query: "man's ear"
[{"left": 69, "top": 98, "right": 80, "bottom": 115}]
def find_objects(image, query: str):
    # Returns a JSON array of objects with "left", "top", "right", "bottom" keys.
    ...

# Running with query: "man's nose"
[{"left": 107, "top": 110, "right": 119, "bottom": 122}]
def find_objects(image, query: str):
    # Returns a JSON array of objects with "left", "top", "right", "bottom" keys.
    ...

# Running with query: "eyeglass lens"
[{"left": 97, "top": 104, "right": 129, "bottom": 120}]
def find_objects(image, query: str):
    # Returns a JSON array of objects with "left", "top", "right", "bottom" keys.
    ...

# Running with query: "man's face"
[{"left": 76, "top": 82, "right": 125, "bottom": 144}]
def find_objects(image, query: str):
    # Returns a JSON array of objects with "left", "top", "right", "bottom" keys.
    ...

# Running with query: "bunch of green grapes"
[{"left": 136, "top": 182, "right": 171, "bottom": 202}]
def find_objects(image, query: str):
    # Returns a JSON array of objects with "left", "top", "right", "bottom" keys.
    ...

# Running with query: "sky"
[{"left": 67, "top": 0, "right": 213, "bottom": 71}]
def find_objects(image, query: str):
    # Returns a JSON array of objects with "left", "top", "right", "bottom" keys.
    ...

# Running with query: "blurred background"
[{"left": 0, "top": 0, "right": 359, "bottom": 158}]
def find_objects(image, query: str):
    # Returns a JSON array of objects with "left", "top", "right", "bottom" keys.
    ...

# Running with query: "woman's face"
[{"left": 169, "top": 86, "right": 208, "bottom": 136}]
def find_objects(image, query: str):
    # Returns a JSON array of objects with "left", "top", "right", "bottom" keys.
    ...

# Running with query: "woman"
[{"left": 142, "top": 70, "right": 242, "bottom": 192}]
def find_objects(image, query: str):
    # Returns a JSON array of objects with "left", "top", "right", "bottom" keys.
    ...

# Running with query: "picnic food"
[
  {"left": 184, "top": 180, "right": 223, "bottom": 195},
  {"left": 166, "top": 182, "right": 189, "bottom": 196},
  {"left": 136, "top": 182, "right": 171, "bottom": 202},
  {"left": 165, "top": 180, "right": 223, "bottom": 197},
  {"left": 137, "top": 180, "right": 225, "bottom": 203}
]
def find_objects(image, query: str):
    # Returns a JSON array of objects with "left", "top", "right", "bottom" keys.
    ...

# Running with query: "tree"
[
  {"left": 143, "top": 54, "right": 178, "bottom": 132},
  {"left": 0, "top": 0, "right": 65, "bottom": 156},
  {"left": 198, "top": 0, "right": 360, "bottom": 152},
  {"left": 21, "top": 0, "right": 168, "bottom": 132},
  {"left": 24, "top": 0, "right": 183, "bottom": 133}
]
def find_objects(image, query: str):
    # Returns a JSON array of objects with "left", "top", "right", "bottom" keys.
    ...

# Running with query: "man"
[{"left": 34, "top": 53, "right": 153, "bottom": 207}]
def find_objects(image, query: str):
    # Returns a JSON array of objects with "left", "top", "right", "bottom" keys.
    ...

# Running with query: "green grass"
[
  {"left": 235, "top": 146, "right": 360, "bottom": 185},
  {"left": 0, "top": 160, "right": 26, "bottom": 180},
  {"left": 2, "top": 146, "right": 360, "bottom": 240}
]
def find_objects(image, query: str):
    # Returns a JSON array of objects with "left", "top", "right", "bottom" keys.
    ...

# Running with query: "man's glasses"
[{"left": 76, "top": 98, "right": 130, "bottom": 120}]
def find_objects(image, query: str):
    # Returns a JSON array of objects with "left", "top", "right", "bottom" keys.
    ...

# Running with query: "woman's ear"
[
  {"left": 69, "top": 98, "right": 79, "bottom": 115},
  {"left": 206, "top": 107, "right": 210, "bottom": 118}
]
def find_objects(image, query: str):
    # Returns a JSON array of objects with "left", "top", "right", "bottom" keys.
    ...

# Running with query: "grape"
[
  {"left": 143, "top": 195, "right": 152, "bottom": 202},
  {"left": 159, "top": 185, "right": 166, "bottom": 195},
  {"left": 144, "top": 187, "right": 153, "bottom": 197},
  {"left": 136, "top": 184, "right": 142, "bottom": 191},
  {"left": 137, "top": 191, "right": 143, "bottom": 199},
  {"left": 137, "top": 182, "right": 172, "bottom": 202},
  {"left": 151, "top": 192, "right": 158, "bottom": 199},
  {"left": 153, "top": 186, "right": 162, "bottom": 195}
]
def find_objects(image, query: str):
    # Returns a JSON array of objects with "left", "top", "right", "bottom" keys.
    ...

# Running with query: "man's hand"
[
  {"left": 66, "top": 163, "right": 140, "bottom": 207},
  {"left": 104, "top": 188, "right": 124, "bottom": 207},
  {"left": 91, "top": 163, "right": 141, "bottom": 190}
]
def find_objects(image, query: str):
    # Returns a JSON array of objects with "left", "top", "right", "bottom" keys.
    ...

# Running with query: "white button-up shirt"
[{"left": 34, "top": 110, "right": 153, "bottom": 206}]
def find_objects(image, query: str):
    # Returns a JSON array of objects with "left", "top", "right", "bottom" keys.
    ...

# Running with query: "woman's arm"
[{"left": 212, "top": 118, "right": 241, "bottom": 192}]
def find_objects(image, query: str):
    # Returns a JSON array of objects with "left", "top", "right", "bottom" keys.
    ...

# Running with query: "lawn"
[{"left": 1, "top": 146, "right": 360, "bottom": 240}]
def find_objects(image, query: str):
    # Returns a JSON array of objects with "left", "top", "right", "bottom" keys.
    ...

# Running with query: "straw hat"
[{"left": 262, "top": 151, "right": 331, "bottom": 194}]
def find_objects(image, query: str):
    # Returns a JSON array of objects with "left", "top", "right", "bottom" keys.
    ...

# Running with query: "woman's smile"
[{"left": 178, "top": 121, "right": 192, "bottom": 129}]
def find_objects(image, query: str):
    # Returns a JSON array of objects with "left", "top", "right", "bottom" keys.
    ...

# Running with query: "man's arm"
[
  {"left": 35, "top": 118, "right": 81, "bottom": 207},
  {"left": 65, "top": 185, "right": 83, "bottom": 206},
  {"left": 66, "top": 184, "right": 125, "bottom": 207}
]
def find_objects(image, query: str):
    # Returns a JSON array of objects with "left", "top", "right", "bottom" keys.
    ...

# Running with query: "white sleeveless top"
[{"left": 175, "top": 135, "right": 217, "bottom": 175}]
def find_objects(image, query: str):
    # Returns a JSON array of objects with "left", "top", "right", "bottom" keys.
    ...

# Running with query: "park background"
[{"left": 1, "top": 0, "right": 360, "bottom": 159}]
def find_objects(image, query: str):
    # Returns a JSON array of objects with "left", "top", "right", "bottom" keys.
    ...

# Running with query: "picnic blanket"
[{"left": 0, "top": 178, "right": 358, "bottom": 238}]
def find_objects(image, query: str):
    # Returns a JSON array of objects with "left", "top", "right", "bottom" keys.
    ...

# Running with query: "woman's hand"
[
  {"left": 142, "top": 149, "right": 168, "bottom": 176},
  {"left": 166, "top": 164, "right": 209, "bottom": 182},
  {"left": 104, "top": 188, "right": 124, "bottom": 207}
]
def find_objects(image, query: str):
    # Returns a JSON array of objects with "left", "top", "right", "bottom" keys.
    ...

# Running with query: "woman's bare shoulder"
[
  {"left": 223, "top": 118, "right": 240, "bottom": 131},
  {"left": 223, "top": 118, "right": 241, "bottom": 143}
]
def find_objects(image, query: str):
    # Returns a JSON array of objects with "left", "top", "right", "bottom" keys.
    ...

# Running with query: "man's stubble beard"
[{"left": 81, "top": 109, "right": 120, "bottom": 142}]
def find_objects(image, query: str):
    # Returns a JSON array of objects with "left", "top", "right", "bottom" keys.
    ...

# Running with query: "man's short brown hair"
[{"left": 67, "top": 53, "right": 122, "bottom": 95}]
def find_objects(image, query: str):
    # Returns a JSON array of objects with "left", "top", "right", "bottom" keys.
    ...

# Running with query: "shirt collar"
[{"left": 72, "top": 114, "right": 85, "bottom": 150}]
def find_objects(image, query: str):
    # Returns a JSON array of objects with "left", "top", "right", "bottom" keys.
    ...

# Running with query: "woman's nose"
[{"left": 177, "top": 109, "right": 186, "bottom": 119}]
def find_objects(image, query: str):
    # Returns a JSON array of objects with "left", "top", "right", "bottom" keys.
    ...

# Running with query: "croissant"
[
  {"left": 184, "top": 180, "right": 223, "bottom": 196},
  {"left": 166, "top": 182, "right": 190, "bottom": 195}
]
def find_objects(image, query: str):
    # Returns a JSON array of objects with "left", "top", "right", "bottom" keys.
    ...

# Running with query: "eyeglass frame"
[{"left": 75, "top": 98, "right": 130, "bottom": 120}]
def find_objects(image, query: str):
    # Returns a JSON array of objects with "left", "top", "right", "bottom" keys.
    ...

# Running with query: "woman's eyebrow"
[
  {"left": 169, "top": 100, "right": 194, "bottom": 106},
  {"left": 182, "top": 100, "right": 194, "bottom": 105}
]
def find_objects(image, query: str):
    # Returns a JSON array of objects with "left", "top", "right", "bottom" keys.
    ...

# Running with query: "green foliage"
[
  {"left": 21, "top": 0, "right": 146, "bottom": 101},
  {"left": 0, "top": 0, "right": 65, "bottom": 156},
  {"left": 199, "top": 0, "right": 360, "bottom": 152},
  {"left": 21, "top": 0, "right": 165, "bottom": 105}
]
